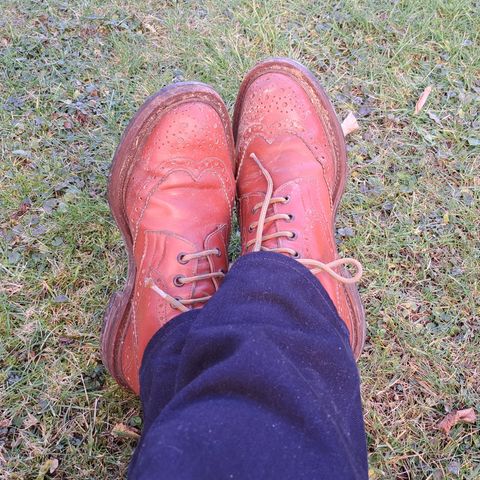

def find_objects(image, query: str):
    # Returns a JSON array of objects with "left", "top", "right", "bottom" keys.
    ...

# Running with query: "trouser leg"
[{"left": 129, "top": 252, "right": 368, "bottom": 480}]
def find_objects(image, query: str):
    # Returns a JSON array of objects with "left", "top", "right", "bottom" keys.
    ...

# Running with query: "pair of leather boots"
[{"left": 102, "top": 58, "right": 365, "bottom": 394}]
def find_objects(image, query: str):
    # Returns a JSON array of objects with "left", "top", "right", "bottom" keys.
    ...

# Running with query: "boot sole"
[
  {"left": 232, "top": 57, "right": 366, "bottom": 359},
  {"left": 102, "top": 83, "right": 235, "bottom": 390}
]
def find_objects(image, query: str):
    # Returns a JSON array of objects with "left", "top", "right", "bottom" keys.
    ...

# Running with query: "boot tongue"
[
  {"left": 239, "top": 136, "right": 317, "bottom": 253},
  {"left": 239, "top": 134, "right": 318, "bottom": 194}
]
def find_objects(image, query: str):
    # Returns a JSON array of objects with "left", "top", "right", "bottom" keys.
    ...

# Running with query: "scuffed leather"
[
  {"left": 236, "top": 71, "right": 358, "bottom": 345},
  {"left": 121, "top": 101, "right": 235, "bottom": 392}
]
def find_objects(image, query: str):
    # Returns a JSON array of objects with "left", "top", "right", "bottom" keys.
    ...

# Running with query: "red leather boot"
[
  {"left": 102, "top": 83, "right": 235, "bottom": 393},
  {"left": 233, "top": 58, "right": 365, "bottom": 358}
]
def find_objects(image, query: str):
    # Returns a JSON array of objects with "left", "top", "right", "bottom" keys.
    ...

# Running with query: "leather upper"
[
  {"left": 235, "top": 71, "right": 359, "bottom": 348},
  {"left": 121, "top": 101, "right": 235, "bottom": 392}
]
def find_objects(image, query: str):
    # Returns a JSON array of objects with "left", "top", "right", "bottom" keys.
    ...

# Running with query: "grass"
[{"left": 0, "top": 0, "right": 479, "bottom": 478}]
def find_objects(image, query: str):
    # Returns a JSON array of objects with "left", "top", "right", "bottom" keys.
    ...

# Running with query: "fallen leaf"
[
  {"left": 49, "top": 458, "right": 59, "bottom": 474},
  {"left": 112, "top": 423, "right": 140, "bottom": 440},
  {"left": 10, "top": 198, "right": 31, "bottom": 220},
  {"left": 74, "top": 111, "right": 89, "bottom": 125},
  {"left": 341, "top": 111, "right": 360, "bottom": 136},
  {"left": 437, "top": 407, "right": 476, "bottom": 435},
  {"left": 414, "top": 85, "right": 433, "bottom": 114},
  {"left": 36, "top": 458, "right": 59, "bottom": 480}
]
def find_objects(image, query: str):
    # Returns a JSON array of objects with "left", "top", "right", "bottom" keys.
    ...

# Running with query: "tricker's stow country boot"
[
  {"left": 102, "top": 83, "right": 235, "bottom": 393},
  {"left": 233, "top": 58, "right": 365, "bottom": 358}
]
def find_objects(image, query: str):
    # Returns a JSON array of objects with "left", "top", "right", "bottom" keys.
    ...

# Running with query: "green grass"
[{"left": 1, "top": 0, "right": 479, "bottom": 478}]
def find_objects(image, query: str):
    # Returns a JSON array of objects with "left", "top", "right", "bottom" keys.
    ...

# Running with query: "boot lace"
[
  {"left": 147, "top": 248, "right": 225, "bottom": 312},
  {"left": 247, "top": 153, "right": 363, "bottom": 285}
]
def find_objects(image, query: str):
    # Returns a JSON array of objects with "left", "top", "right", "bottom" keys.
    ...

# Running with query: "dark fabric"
[{"left": 128, "top": 251, "right": 368, "bottom": 480}]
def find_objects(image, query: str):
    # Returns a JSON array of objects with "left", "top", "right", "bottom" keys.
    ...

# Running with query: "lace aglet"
[{"left": 146, "top": 278, "right": 189, "bottom": 312}]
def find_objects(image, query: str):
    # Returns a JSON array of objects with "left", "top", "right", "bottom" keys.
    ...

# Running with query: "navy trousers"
[{"left": 128, "top": 252, "right": 368, "bottom": 479}]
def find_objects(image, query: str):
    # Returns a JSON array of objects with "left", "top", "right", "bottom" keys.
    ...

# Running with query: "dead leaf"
[
  {"left": 74, "top": 111, "right": 89, "bottom": 125},
  {"left": 414, "top": 85, "right": 433, "bottom": 114},
  {"left": 10, "top": 199, "right": 31, "bottom": 220},
  {"left": 49, "top": 458, "right": 59, "bottom": 474},
  {"left": 112, "top": 423, "right": 140, "bottom": 440},
  {"left": 36, "top": 458, "right": 59, "bottom": 480},
  {"left": 437, "top": 407, "right": 476, "bottom": 435},
  {"left": 341, "top": 112, "right": 360, "bottom": 136}
]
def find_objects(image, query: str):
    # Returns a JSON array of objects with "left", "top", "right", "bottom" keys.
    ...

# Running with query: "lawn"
[{"left": 1, "top": 0, "right": 479, "bottom": 478}]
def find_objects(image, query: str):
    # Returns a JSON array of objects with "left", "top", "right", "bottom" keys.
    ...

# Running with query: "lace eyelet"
[
  {"left": 220, "top": 268, "right": 227, "bottom": 274},
  {"left": 173, "top": 275, "right": 185, "bottom": 287},
  {"left": 288, "top": 232, "right": 298, "bottom": 240},
  {"left": 248, "top": 224, "right": 255, "bottom": 233},
  {"left": 177, "top": 252, "right": 188, "bottom": 264},
  {"left": 283, "top": 195, "right": 291, "bottom": 204},
  {"left": 293, "top": 251, "right": 300, "bottom": 259},
  {"left": 287, "top": 214, "right": 294, "bottom": 222},
  {"left": 215, "top": 248, "right": 222, "bottom": 257}
]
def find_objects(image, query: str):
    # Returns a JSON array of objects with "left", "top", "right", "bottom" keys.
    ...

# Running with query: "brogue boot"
[
  {"left": 102, "top": 83, "right": 235, "bottom": 393},
  {"left": 233, "top": 58, "right": 365, "bottom": 358}
]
